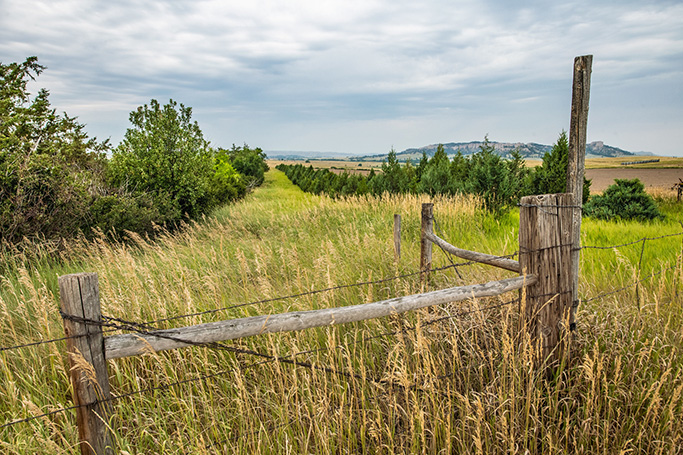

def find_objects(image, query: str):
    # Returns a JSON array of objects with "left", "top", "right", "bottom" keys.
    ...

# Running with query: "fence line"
[
  {"left": 2, "top": 211, "right": 679, "bottom": 447},
  {"left": 4, "top": 216, "right": 682, "bottom": 449},
  {"left": 4, "top": 227, "right": 677, "bottom": 356},
  {"left": 1, "top": 293, "right": 522, "bottom": 431},
  {"left": 581, "top": 231, "right": 683, "bottom": 250},
  {"left": 2, "top": 240, "right": 679, "bottom": 437},
  {"left": 0, "top": 263, "right": 463, "bottom": 353}
]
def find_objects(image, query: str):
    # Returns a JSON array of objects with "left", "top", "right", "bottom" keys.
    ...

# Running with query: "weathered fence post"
[
  {"left": 59, "top": 273, "right": 113, "bottom": 455},
  {"left": 566, "top": 54, "right": 592, "bottom": 332},
  {"left": 420, "top": 203, "right": 433, "bottom": 290},
  {"left": 394, "top": 214, "right": 401, "bottom": 262},
  {"left": 519, "top": 194, "right": 575, "bottom": 363}
]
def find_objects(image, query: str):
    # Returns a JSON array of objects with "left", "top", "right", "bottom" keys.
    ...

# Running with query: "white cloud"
[{"left": 1, "top": 0, "right": 682, "bottom": 154}]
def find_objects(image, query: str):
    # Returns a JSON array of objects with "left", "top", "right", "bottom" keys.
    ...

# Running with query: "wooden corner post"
[
  {"left": 519, "top": 194, "right": 575, "bottom": 363},
  {"left": 420, "top": 203, "right": 434, "bottom": 290},
  {"left": 566, "top": 54, "right": 592, "bottom": 332},
  {"left": 59, "top": 273, "right": 113, "bottom": 455}
]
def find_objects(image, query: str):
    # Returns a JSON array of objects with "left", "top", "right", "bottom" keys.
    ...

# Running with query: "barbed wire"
[
  {"left": 4, "top": 210, "right": 682, "bottom": 433},
  {"left": 0, "top": 333, "right": 87, "bottom": 353},
  {"left": 583, "top": 264, "right": 677, "bottom": 303},
  {"left": 0, "top": 293, "right": 521, "bottom": 431},
  {"left": 0, "top": 263, "right": 459, "bottom": 354},
  {"left": 580, "top": 231, "right": 683, "bottom": 250},
  {"left": 8, "top": 225, "right": 677, "bottom": 354},
  {"left": 3, "top": 254, "right": 677, "bottom": 432}
]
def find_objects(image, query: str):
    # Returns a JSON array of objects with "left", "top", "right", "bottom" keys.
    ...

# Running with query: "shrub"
[
  {"left": 584, "top": 179, "right": 664, "bottom": 221},
  {"left": 220, "top": 144, "right": 269, "bottom": 188},
  {"left": 0, "top": 57, "right": 110, "bottom": 243},
  {"left": 108, "top": 99, "right": 216, "bottom": 221}
]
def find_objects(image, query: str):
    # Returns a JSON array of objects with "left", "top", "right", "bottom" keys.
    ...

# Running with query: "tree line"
[
  {"left": 1, "top": 57, "right": 268, "bottom": 245},
  {"left": 278, "top": 133, "right": 590, "bottom": 214}
]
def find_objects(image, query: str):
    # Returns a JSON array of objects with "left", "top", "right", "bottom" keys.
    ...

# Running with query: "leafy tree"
[
  {"left": 211, "top": 149, "right": 246, "bottom": 203},
  {"left": 221, "top": 144, "right": 269, "bottom": 188},
  {"left": 584, "top": 179, "right": 663, "bottom": 221},
  {"left": 0, "top": 57, "right": 110, "bottom": 242},
  {"left": 109, "top": 99, "right": 216, "bottom": 221}
]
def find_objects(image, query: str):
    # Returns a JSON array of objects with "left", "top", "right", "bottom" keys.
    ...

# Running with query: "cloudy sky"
[{"left": 2, "top": 0, "right": 682, "bottom": 156}]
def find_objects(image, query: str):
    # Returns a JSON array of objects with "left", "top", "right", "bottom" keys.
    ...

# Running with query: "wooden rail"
[
  {"left": 104, "top": 274, "right": 536, "bottom": 359},
  {"left": 424, "top": 232, "right": 521, "bottom": 273}
]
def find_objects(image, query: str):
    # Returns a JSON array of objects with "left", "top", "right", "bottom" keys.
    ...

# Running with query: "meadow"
[{"left": 1, "top": 170, "right": 683, "bottom": 454}]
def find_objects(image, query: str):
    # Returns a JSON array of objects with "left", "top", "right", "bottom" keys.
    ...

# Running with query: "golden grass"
[{"left": 1, "top": 169, "right": 682, "bottom": 453}]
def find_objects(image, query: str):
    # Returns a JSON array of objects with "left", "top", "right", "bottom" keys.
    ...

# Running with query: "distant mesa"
[
  {"left": 350, "top": 140, "right": 636, "bottom": 162},
  {"left": 266, "top": 151, "right": 351, "bottom": 160},
  {"left": 269, "top": 141, "right": 641, "bottom": 162}
]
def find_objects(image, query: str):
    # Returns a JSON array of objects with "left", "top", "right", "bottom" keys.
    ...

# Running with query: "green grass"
[{"left": 1, "top": 169, "right": 683, "bottom": 453}]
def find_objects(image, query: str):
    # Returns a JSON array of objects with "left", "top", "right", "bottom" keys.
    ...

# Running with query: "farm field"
[
  {"left": 2, "top": 169, "right": 683, "bottom": 453},
  {"left": 586, "top": 168, "right": 683, "bottom": 192}
]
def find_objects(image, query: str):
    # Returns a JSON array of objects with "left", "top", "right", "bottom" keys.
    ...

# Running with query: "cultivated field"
[
  {"left": 586, "top": 168, "right": 683, "bottom": 192},
  {"left": 1, "top": 170, "right": 683, "bottom": 453}
]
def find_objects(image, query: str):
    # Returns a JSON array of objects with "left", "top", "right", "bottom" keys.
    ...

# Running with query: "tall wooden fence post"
[
  {"left": 394, "top": 214, "right": 401, "bottom": 262},
  {"left": 566, "top": 54, "right": 592, "bottom": 332},
  {"left": 59, "top": 273, "right": 113, "bottom": 455},
  {"left": 420, "top": 203, "right": 433, "bottom": 290},
  {"left": 519, "top": 194, "right": 575, "bottom": 364}
]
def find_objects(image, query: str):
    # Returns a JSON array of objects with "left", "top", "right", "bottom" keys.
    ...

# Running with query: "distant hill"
[
  {"left": 351, "top": 140, "right": 634, "bottom": 162},
  {"left": 266, "top": 150, "right": 352, "bottom": 160}
]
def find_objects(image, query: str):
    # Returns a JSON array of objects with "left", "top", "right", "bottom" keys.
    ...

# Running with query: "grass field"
[{"left": 1, "top": 170, "right": 683, "bottom": 453}]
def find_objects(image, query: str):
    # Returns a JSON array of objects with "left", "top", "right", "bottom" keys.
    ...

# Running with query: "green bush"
[
  {"left": 219, "top": 144, "right": 269, "bottom": 188},
  {"left": 86, "top": 193, "right": 164, "bottom": 235},
  {"left": 584, "top": 179, "right": 663, "bottom": 221},
  {"left": 109, "top": 99, "right": 218, "bottom": 221},
  {"left": 0, "top": 57, "right": 109, "bottom": 243}
]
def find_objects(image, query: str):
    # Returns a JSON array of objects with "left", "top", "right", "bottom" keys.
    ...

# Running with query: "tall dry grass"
[{"left": 1, "top": 170, "right": 682, "bottom": 453}]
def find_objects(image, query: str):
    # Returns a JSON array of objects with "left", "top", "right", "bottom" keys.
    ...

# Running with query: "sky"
[{"left": 2, "top": 0, "right": 682, "bottom": 156}]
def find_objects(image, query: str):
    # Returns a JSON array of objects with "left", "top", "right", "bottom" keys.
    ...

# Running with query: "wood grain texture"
[
  {"left": 105, "top": 275, "right": 536, "bottom": 360},
  {"left": 394, "top": 214, "right": 401, "bottom": 261},
  {"left": 425, "top": 232, "right": 521, "bottom": 273},
  {"left": 566, "top": 55, "right": 592, "bottom": 329},
  {"left": 420, "top": 203, "right": 433, "bottom": 289},
  {"left": 519, "top": 193, "right": 574, "bottom": 362},
  {"left": 59, "top": 273, "right": 113, "bottom": 455}
]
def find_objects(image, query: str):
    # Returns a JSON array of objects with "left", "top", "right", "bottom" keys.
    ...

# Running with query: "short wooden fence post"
[
  {"left": 394, "top": 214, "right": 401, "bottom": 262},
  {"left": 519, "top": 194, "right": 575, "bottom": 364},
  {"left": 420, "top": 203, "right": 434, "bottom": 290},
  {"left": 59, "top": 273, "right": 113, "bottom": 455}
]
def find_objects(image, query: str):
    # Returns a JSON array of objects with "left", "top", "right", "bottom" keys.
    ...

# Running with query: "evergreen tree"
[
  {"left": 528, "top": 131, "right": 591, "bottom": 203},
  {"left": 584, "top": 179, "right": 663, "bottom": 221}
]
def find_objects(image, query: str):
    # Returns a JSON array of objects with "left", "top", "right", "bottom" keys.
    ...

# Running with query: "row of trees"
[
  {"left": 278, "top": 133, "right": 589, "bottom": 214},
  {"left": 1, "top": 57, "right": 267, "bottom": 244}
]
